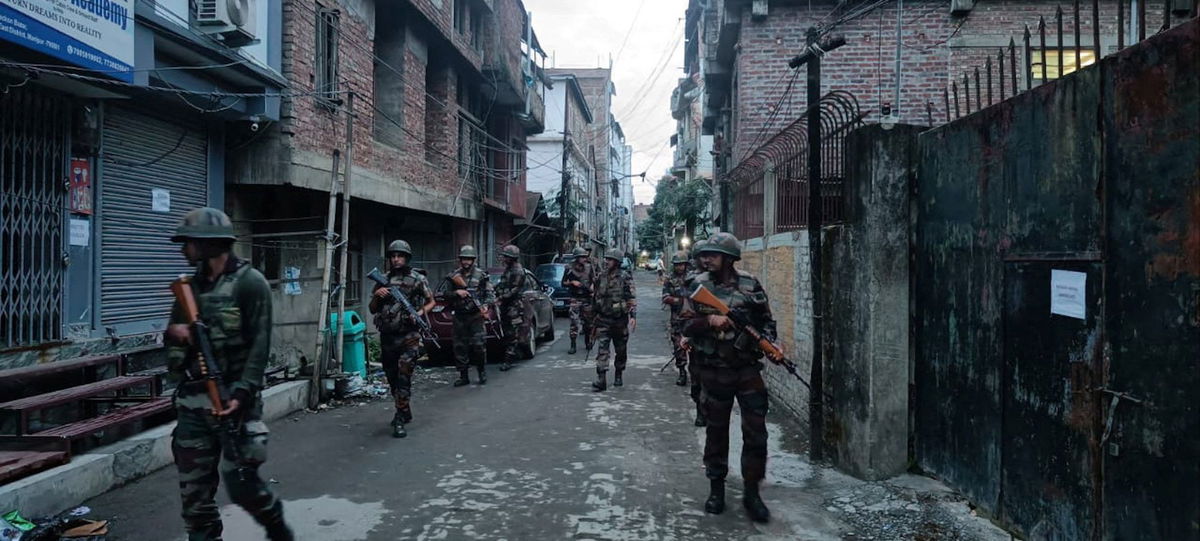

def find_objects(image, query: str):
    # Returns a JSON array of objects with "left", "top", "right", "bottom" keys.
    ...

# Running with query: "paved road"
[{"left": 84, "top": 271, "right": 1009, "bottom": 540}]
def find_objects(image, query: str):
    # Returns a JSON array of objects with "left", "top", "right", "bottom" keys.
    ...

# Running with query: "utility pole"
[
  {"left": 790, "top": 29, "right": 846, "bottom": 462},
  {"left": 311, "top": 151, "right": 340, "bottom": 408},
  {"left": 334, "top": 91, "right": 355, "bottom": 385},
  {"left": 558, "top": 83, "right": 573, "bottom": 247}
]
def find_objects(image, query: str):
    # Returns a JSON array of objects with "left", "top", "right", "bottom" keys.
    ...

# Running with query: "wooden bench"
[
  {"left": 0, "top": 397, "right": 173, "bottom": 458},
  {"left": 0, "top": 375, "right": 159, "bottom": 435},
  {"left": 0, "top": 450, "right": 69, "bottom": 484},
  {"left": 0, "top": 355, "right": 123, "bottom": 399}
]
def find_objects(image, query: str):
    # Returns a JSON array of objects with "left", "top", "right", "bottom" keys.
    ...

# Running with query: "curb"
[{"left": 0, "top": 380, "right": 310, "bottom": 519}]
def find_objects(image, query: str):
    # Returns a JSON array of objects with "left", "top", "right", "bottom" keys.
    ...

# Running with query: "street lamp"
[
  {"left": 680, "top": 237, "right": 691, "bottom": 248},
  {"left": 640, "top": 250, "right": 648, "bottom": 257}
]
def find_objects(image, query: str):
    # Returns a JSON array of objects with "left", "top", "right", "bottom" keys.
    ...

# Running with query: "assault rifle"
[
  {"left": 689, "top": 285, "right": 813, "bottom": 390},
  {"left": 450, "top": 273, "right": 504, "bottom": 337},
  {"left": 169, "top": 276, "right": 249, "bottom": 480},
  {"left": 367, "top": 268, "right": 439, "bottom": 348}
]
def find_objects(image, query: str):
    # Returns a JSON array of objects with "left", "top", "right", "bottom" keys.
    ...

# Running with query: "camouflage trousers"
[
  {"left": 452, "top": 314, "right": 486, "bottom": 372},
  {"left": 380, "top": 330, "right": 421, "bottom": 420},
  {"left": 697, "top": 364, "right": 769, "bottom": 483},
  {"left": 593, "top": 315, "right": 629, "bottom": 372},
  {"left": 669, "top": 326, "right": 688, "bottom": 370},
  {"left": 172, "top": 394, "right": 285, "bottom": 541},
  {"left": 568, "top": 299, "right": 594, "bottom": 344},
  {"left": 500, "top": 303, "right": 526, "bottom": 364}
]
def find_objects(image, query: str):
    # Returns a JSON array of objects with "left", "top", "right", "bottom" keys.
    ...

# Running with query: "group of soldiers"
[{"left": 163, "top": 207, "right": 780, "bottom": 539}]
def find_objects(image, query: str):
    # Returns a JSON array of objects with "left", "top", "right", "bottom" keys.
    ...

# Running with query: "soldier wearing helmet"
[
  {"left": 164, "top": 207, "right": 294, "bottom": 540},
  {"left": 680, "top": 231, "right": 776, "bottom": 523},
  {"left": 494, "top": 244, "right": 527, "bottom": 371},
  {"left": 590, "top": 249, "right": 637, "bottom": 391},
  {"left": 562, "top": 245, "right": 596, "bottom": 354},
  {"left": 662, "top": 250, "right": 703, "bottom": 414},
  {"left": 443, "top": 245, "right": 495, "bottom": 386},
  {"left": 369, "top": 239, "right": 435, "bottom": 438}
]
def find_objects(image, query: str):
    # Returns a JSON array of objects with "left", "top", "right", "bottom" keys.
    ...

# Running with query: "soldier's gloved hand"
[
  {"left": 455, "top": 289, "right": 470, "bottom": 298},
  {"left": 707, "top": 314, "right": 733, "bottom": 331},
  {"left": 373, "top": 288, "right": 391, "bottom": 299}
]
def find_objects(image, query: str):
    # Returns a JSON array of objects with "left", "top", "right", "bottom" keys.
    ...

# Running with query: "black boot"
[
  {"left": 569, "top": 337, "right": 577, "bottom": 354},
  {"left": 613, "top": 370, "right": 623, "bottom": 387},
  {"left": 592, "top": 369, "right": 607, "bottom": 392},
  {"left": 263, "top": 502, "right": 294, "bottom": 541},
  {"left": 694, "top": 406, "right": 708, "bottom": 427},
  {"left": 477, "top": 366, "right": 488, "bottom": 385},
  {"left": 675, "top": 369, "right": 688, "bottom": 387},
  {"left": 499, "top": 360, "right": 512, "bottom": 372},
  {"left": 704, "top": 479, "right": 725, "bottom": 514},
  {"left": 743, "top": 482, "right": 771, "bottom": 523},
  {"left": 391, "top": 411, "right": 408, "bottom": 438},
  {"left": 453, "top": 371, "right": 470, "bottom": 387}
]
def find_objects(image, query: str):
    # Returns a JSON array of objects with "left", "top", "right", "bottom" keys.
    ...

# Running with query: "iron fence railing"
[
  {"left": 930, "top": 0, "right": 1198, "bottom": 125},
  {"left": 731, "top": 91, "right": 865, "bottom": 238}
]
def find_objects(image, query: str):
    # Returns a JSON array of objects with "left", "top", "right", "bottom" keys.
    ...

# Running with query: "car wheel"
[
  {"left": 539, "top": 317, "right": 555, "bottom": 342},
  {"left": 520, "top": 317, "right": 536, "bottom": 360}
]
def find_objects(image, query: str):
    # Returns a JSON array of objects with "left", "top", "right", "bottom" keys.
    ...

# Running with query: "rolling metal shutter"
[{"left": 100, "top": 107, "right": 208, "bottom": 332}]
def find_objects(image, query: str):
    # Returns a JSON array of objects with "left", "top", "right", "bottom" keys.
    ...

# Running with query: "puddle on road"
[{"left": 194, "top": 495, "right": 387, "bottom": 541}]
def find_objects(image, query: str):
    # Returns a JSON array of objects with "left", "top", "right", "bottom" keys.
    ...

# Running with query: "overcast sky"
[{"left": 523, "top": 0, "right": 687, "bottom": 205}]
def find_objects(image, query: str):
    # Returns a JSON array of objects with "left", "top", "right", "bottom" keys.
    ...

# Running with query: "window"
[
  {"left": 470, "top": 7, "right": 483, "bottom": 51},
  {"left": 315, "top": 7, "right": 340, "bottom": 104},
  {"left": 453, "top": 0, "right": 467, "bottom": 34},
  {"left": 1030, "top": 49, "right": 1097, "bottom": 82}
]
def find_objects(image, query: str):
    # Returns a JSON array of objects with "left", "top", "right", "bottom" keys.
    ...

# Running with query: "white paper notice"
[
  {"left": 283, "top": 267, "right": 302, "bottom": 296},
  {"left": 1051, "top": 269, "right": 1087, "bottom": 320},
  {"left": 151, "top": 188, "right": 171, "bottom": 212},
  {"left": 69, "top": 219, "right": 90, "bottom": 247}
]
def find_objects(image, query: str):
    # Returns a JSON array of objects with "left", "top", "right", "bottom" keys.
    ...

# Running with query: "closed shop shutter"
[{"left": 100, "top": 107, "right": 209, "bottom": 333}]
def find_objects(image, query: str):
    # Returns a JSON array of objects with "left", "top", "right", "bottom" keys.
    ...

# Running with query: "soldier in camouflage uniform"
[
  {"left": 680, "top": 232, "right": 775, "bottom": 523},
  {"left": 591, "top": 249, "right": 637, "bottom": 392},
  {"left": 495, "top": 244, "right": 527, "bottom": 372},
  {"left": 562, "top": 247, "right": 595, "bottom": 354},
  {"left": 444, "top": 245, "right": 495, "bottom": 386},
  {"left": 661, "top": 251, "right": 696, "bottom": 386},
  {"left": 165, "top": 207, "right": 294, "bottom": 541},
  {"left": 368, "top": 240, "right": 435, "bottom": 438}
]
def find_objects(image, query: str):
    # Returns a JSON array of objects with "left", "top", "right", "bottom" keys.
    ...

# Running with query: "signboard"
[
  {"left": 0, "top": 0, "right": 135, "bottom": 82},
  {"left": 69, "top": 217, "right": 89, "bottom": 246},
  {"left": 1050, "top": 269, "right": 1087, "bottom": 320},
  {"left": 69, "top": 157, "right": 92, "bottom": 214}
]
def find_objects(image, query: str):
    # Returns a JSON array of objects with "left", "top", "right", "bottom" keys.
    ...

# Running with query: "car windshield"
[{"left": 535, "top": 264, "right": 564, "bottom": 284}]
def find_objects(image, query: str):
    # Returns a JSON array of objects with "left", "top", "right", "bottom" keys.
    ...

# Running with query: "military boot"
[
  {"left": 694, "top": 406, "right": 708, "bottom": 427},
  {"left": 592, "top": 369, "right": 607, "bottom": 392},
  {"left": 613, "top": 369, "right": 624, "bottom": 387},
  {"left": 476, "top": 366, "right": 488, "bottom": 385},
  {"left": 743, "top": 482, "right": 771, "bottom": 523},
  {"left": 499, "top": 359, "right": 513, "bottom": 372},
  {"left": 568, "top": 337, "right": 577, "bottom": 354},
  {"left": 675, "top": 369, "right": 688, "bottom": 387},
  {"left": 704, "top": 479, "right": 726, "bottom": 514},
  {"left": 453, "top": 371, "right": 470, "bottom": 387},
  {"left": 263, "top": 502, "right": 294, "bottom": 541}
]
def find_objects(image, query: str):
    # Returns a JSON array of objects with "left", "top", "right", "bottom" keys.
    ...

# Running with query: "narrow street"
[{"left": 84, "top": 271, "right": 1008, "bottom": 540}]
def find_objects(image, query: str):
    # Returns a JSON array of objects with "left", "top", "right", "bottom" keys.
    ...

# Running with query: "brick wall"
[{"left": 727, "top": 0, "right": 1171, "bottom": 161}]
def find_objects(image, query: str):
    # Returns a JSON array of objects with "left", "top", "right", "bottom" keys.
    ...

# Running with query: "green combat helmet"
[
  {"left": 671, "top": 250, "right": 690, "bottom": 264},
  {"left": 170, "top": 207, "right": 236, "bottom": 242},
  {"left": 459, "top": 245, "right": 478, "bottom": 259},
  {"left": 698, "top": 232, "right": 741, "bottom": 260},
  {"left": 572, "top": 247, "right": 588, "bottom": 258},
  {"left": 386, "top": 239, "right": 412, "bottom": 256},
  {"left": 604, "top": 249, "right": 622, "bottom": 261},
  {"left": 499, "top": 244, "right": 520, "bottom": 259}
]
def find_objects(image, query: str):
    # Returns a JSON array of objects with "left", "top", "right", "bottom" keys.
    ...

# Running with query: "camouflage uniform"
[
  {"left": 445, "top": 250, "right": 495, "bottom": 384},
  {"left": 563, "top": 249, "right": 596, "bottom": 351},
  {"left": 368, "top": 262, "right": 433, "bottom": 426},
  {"left": 591, "top": 251, "right": 637, "bottom": 391},
  {"left": 495, "top": 245, "right": 527, "bottom": 371},
  {"left": 166, "top": 207, "right": 291, "bottom": 541},
  {"left": 681, "top": 232, "right": 776, "bottom": 522},
  {"left": 662, "top": 251, "right": 698, "bottom": 409}
]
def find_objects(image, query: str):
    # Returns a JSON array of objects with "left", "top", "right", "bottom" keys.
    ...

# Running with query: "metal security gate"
[
  {"left": 100, "top": 107, "right": 208, "bottom": 334},
  {"left": 0, "top": 86, "right": 69, "bottom": 348}
]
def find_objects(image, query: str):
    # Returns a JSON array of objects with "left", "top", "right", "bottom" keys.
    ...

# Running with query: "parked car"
[
  {"left": 426, "top": 268, "right": 555, "bottom": 363},
  {"left": 535, "top": 263, "right": 572, "bottom": 315}
]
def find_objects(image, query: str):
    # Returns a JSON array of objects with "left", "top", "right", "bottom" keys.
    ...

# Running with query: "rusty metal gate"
[
  {"left": 730, "top": 91, "right": 865, "bottom": 238},
  {"left": 0, "top": 85, "right": 69, "bottom": 349},
  {"left": 915, "top": 19, "right": 1198, "bottom": 541}
]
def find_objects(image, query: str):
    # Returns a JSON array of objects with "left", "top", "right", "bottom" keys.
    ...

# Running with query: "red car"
[{"left": 426, "top": 268, "right": 556, "bottom": 363}]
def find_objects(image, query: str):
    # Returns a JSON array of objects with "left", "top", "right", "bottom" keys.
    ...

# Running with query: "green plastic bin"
[{"left": 328, "top": 311, "right": 367, "bottom": 378}]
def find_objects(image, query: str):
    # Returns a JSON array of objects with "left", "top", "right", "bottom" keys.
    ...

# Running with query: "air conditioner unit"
[{"left": 190, "top": 0, "right": 258, "bottom": 47}]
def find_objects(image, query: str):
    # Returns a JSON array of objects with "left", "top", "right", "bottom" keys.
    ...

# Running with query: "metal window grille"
[
  {"left": 315, "top": 7, "right": 340, "bottom": 103},
  {"left": 1, "top": 86, "right": 67, "bottom": 348}
]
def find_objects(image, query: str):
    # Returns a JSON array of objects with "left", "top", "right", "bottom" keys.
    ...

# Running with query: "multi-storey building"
[{"left": 526, "top": 72, "right": 594, "bottom": 247}]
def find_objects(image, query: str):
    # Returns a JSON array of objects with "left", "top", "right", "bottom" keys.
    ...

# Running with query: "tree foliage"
[{"left": 636, "top": 176, "right": 711, "bottom": 254}]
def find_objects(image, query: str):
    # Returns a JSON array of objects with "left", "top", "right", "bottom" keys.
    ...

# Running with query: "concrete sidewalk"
[{"left": 0, "top": 380, "right": 310, "bottom": 519}]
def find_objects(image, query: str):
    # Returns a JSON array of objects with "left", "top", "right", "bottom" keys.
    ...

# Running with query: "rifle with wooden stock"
[
  {"left": 169, "top": 276, "right": 249, "bottom": 479},
  {"left": 688, "top": 285, "right": 814, "bottom": 391}
]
